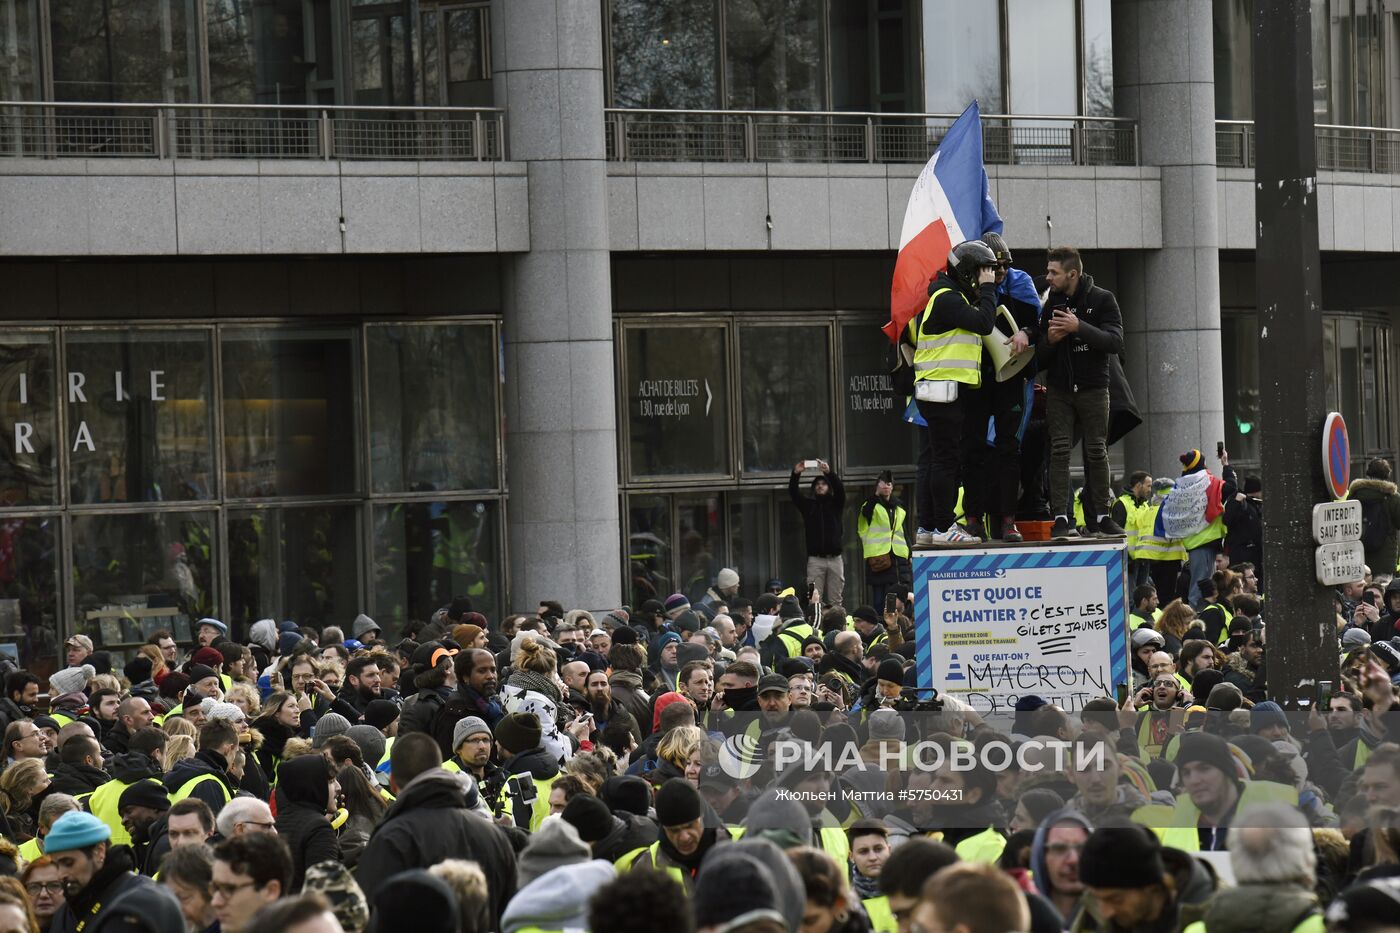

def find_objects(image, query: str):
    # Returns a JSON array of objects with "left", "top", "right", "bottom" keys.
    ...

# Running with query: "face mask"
[{"left": 722, "top": 686, "right": 757, "bottom": 710}]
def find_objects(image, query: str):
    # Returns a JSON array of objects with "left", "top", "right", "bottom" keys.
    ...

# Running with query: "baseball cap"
[{"left": 757, "top": 673, "right": 790, "bottom": 696}]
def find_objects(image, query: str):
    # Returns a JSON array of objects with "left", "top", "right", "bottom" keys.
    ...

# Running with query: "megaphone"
[{"left": 983, "top": 305, "right": 1033, "bottom": 382}]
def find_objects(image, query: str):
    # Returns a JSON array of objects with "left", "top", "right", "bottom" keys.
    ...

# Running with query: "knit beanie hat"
[
  {"left": 561, "top": 792, "right": 614, "bottom": 843},
  {"left": 779, "top": 596, "right": 804, "bottom": 621},
  {"left": 364, "top": 699, "right": 400, "bottom": 732},
  {"left": 369, "top": 871, "right": 458, "bottom": 933},
  {"left": 693, "top": 852, "right": 784, "bottom": 931},
  {"left": 1180, "top": 449, "right": 1206, "bottom": 475},
  {"left": 49, "top": 665, "right": 93, "bottom": 697},
  {"left": 664, "top": 594, "right": 690, "bottom": 614},
  {"left": 610, "top": 626, "right": 638, "bottom": 646},
  {"left": 1343, "top": 626, "right": 1373, "bottom": 648},
  {"left": 206, "top": 702, "right": 245, "bottom": 723},
  {"left": 494, "top": 711, "right": 542, "bottom": 755},
  {"left": 192, "top": 647, "right": 225, "bottom": 668},
  {"left": 877, "top": 658, "right": 905, "bottom": 685},
  {"left": 601, "top": 775, "right": 651, "bottom": 817},
  {"left": 346, "top": 725, "right": 386, "bottom": 769},
  {"left": 867, "top": 708, "right": 906, "bottom": 741},
  {"left": 278, "top": 631, "right": 304, "bottom": 656},
  {"left": 657, "top": 631, "right": 681, "bottom": 651},
  {"left": 654, "top": 778, "right": 703, "bottom": 827},
  {"left": 717, "top": 567, "right": 741, "bottom": 590},
  {"left": 673, "top": 611, "right": 703, "bottom": 635},
  {"left": 452, "top": 716, "right": 491, "bottom": 752},
  {"left": 303, "top": 861, "right": 370, "bottom": 933},
  {"left": 742, "top": 789, "right": 813, "bottom": 847},
  {"left": 1190, "top": 668, "right": 1225, "bottom": 700},
  {"left": 44, "top": 812, "right": 111, "bottom": 854},
  {"left": 185, "top": 664, "right": 217, "bottom": 685},
  {"left": 516, "top": 819, "right": 590, "bottom": 887},
  {"left": 1205, "top": 682, "right": 1244, "bottom": 712},
  {"left": 313, "top": 712, "right": 352, "bottom": 748},
  {"left": 1079, "top": 823, "right": 1167, "bottom": 888},
  {"left": 1250, "top": 700, "right": 1289, "bottom": 736},
  {"left": 119, "top": 780, "right": 171, "bottom": 813},
  {"left": 1175, "top": 732, "right": 1240, "bottom": 784},
  {"left": 123, "top": 656, "right": 154, "bottom": 685}
]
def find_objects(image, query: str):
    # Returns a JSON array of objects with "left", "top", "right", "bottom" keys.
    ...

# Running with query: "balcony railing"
[
  {"left": 0, "top": 101, "right": 505, "bottom": 161},
  {"left": 1217, "top": 119, "right": 1400, "bottom": 174},
  {"left": 605, "top": 109, "right": 1139, "bottom": 166}
]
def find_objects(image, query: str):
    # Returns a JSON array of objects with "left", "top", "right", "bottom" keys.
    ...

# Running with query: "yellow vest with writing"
[
  {"left": 912, "top": 289, "right": 983, "bottom": 387},
  {"left": 1133, "top": 503, "right": 1188, "bottom": 562}
]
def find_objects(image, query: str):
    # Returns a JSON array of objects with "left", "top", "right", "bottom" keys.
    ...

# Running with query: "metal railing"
[
  {"left": 0, "top": 101, "right": 505, "bottom": 161},
  {"left": 1217, "top": 119, "right": 1400, "bottom": 174},
  {"left": 605, "top": 109, "right": 1139, "bottom": 166}
]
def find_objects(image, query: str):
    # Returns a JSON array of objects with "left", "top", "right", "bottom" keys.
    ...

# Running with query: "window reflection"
[
  {"left": 372, "top": 500, "right": 498, "bottom": 634},
  {"left": 65, "top": 330, "right": 214, "bottom": 504},
  {"left": 610, "top": 0, "right": 721, "bottom": 109},
  {"left": 72, "top": 510, "right": 212, "bottom": 651},
  {"left": 228, "top": 504, "right": 357, "bottom": 641},
  {"left": 206, "top": 0, "right": 328, "bottom": 105},
  {"left": 0, "top": 516, "right": 58, "bottom": 671},
  {"left": 1007, "top": 0, "right": 1074, "bottom": 116},
  {"left": 739, "top": 325, "right": 831, "bottom": 473},
  {"left": 725, "top": 0, "right": 825, "bottom": 110},
  {"left": 368, "top": 324, "right": 498, "bottom": 493},
  {"left": 49, "top": 0, "right": 199, "bottom": 102},
  {"left": 0, "top": 332, "right": 57, "bottom": 507},
  {"left": 628, "top": 495, "right": 671, "bottom": 607},
  {"left": 842, "top": 324, "right": 915, "bottom": 470},
  {"left": 221, "top": 328, "right": 357, "bottom": 498},
  {"left": 625, "top": 326, "right": 730, "bottom": 477},
  {"left": 0, "top": 0, "right": 41, "bottom": 102},
  {"left": 677, "top": 494, "right": 721, "bottom": 602},
  {"left": 923, "top": 0, "right": 1002, "bottom": 113}
]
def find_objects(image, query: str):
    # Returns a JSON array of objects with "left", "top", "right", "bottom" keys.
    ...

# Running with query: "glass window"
[
  {"left": 729, "top": 493, "right": 773, "bottom": 602},
  {"left": 0, "top": 332, "right": 58, "bottom": 507},
  {"left": 841, "top": 323, "right": 915, "bottom": 469},
  {"left": 372, "top": 500, "right": 499, "bottom": 634},
  {"left": 627, "top": 494, "right": 672, "bottom": 607},
  {"left": 624, "top": 325, "right": 730, "bottom": 478},
  {"left": 221, "top": 327, "right": 358, "bottom": 498},
  {"left": 1007, "top": 0, "right": 1075, "bottom": 116},
  {"left": 1324, "top": 318, "right": 1338, "bottom": 414},
  {"left": 368, "top": 324, "right": 498, "bottom": 493},
  {"left": 1338, "top": 318, "right": 1362, "bottom": 445},
  {"left": 1221, "top": 313, "right": 1260, "bottom": 464},
  {"left": 65, "top": 330, "right": 215, "bottom": 504},
  {"left": 923, "top": 0, "right": 1002, "bottom": 113},
  {"left": 0, "top": 516, "right": 59, "bottom": 670},
  {"left": 72, "top": 510, "right": 213, "bottom": 652},
  {"left": 725, "top": 0, "right": 825, "bottom": 110},
  {"left": 49, "top": 0, "right": 199, "bottom": 102},
  {"left": 0, "top": 0, "right": 41, "bottom": 102},
  {"left": 1363, "top": 323, "right": 1380, "bottom": 452},
  {"left": 1082, "top": 0, "right": 1113, "bottom": 116},
  {"left": 739, "top": 324, "right": 831, "bottom": 474},
  {"left": 677, "top": 493, "right": 722, "bottom": 602},
  {"left": 1213, "top": 0, "right": 1252, "bottom": 119},
  {"left": 206, "top": 0, "right": 326, "bottom": 105},
  {"left": 609, "top": 0, "right": 721, "bottom": 109},
  {"left": 228, "top": 504, "right": 358, "bottom": 640}
]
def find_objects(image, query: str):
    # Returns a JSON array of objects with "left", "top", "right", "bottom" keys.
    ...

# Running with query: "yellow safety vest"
[
  {"left": 1182, "top": 514, "right": 1226, "bottom": 552},
  {"left": 1119, "top": 494, "right": 1144, "bottom": 555},
  {"left": 818, "top": 826, "right": 849, "bottom": 865},
  {"left": 50, "top": 712, "right": 74, "bottom": 728},
  {"left": 1183, "top": 912, "right": 1325, "bottom": 933},
  {"left": 17, "top": 838, "right": 40, "bottom": 863},
  {"left": 87, "top": 775, "right": 165, "bottom": 847},
  {"left": 1074, "top": 490, "right": 1087, "bottom": 530},
  {"left": 616, "top": 841, "right": 688, "bottom": 890},
  {"left": 776, "top": 623, "right": 815, "bottom": 659},
  {"left": 859, "top": 501, "right": 910, "bottom": 561},
  {"left": 1133, "top": 503, "right": 1188, "bottom": 562},
  {"left": 954, "top": 827, "right": 1006, "bottom": 863},
  {"left": 912, "top": 289, "right": 983, "bottom": 387},
  {"left": 865, "top": 895, "right": 898, "bottom": 933},
  {"left": 171, "top": 773, "right": 231, "bottom": 807},
  {"left": 1132, "top": 780, "right": 1298, "bottom": 852},
  {"left": 506, "top": 771, "right": 556, "bottom": 833}
]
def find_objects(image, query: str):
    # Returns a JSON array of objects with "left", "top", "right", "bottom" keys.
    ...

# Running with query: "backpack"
[
  {"left": 1361, "top": 496, "right": 1393, "bottom": 552},
  {"left": 429, "top": 694, "right": 477, "bottom": 760}
]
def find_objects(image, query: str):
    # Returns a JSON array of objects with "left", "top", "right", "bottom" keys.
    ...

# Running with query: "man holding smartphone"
[{"left": 1039, "top": 246, "right": 1125, "bottom": 540}]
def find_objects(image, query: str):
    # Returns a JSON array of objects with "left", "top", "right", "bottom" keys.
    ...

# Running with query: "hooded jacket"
[
  {"left": 355, "top": 769, "right": 517, "bottom": 922},
  {"left": 789, "top": 469, "right": 846, "bottom": 558},
  {"left": 1036, "top": 272, "right": 1124, "bottom": 393},
  {"left": 161, "top": 748, "right": 235, "bottom": 814},
  {"left": 50, "top": 845, "right": 184, "bottom": 933},
  {"left": 609, "top": 670, "right": 653, "bottom": 739},
  {"left": 500, "top": 860, "right": 616, "bottom": 933},
  {"left": 1350, "top": 476, "right": 1400, "bottom": 574},
  {"left": 274, "top": 754, "right": 341, "bottom": 892},
  {"left": 48, "top": 761, "right": 110, "bottom": 798},
  {"left": 1031, "top": 808, "right": 1094, "bottom": 925}
]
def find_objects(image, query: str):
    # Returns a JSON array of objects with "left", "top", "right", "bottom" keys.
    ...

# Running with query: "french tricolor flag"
[{"left": 883, "top": 101, "right": 1004, "bottom": 343}]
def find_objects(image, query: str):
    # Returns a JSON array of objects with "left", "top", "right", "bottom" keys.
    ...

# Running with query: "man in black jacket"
[
  {"left": 1040, "top": 246, "right": 1126, "bottom": 539},
  {"left": 49, "top": 736, "right": 109, "bottom": 799},
  {"left": 162, "top": 719, "right": 239, "bottom": 815},
  {"left": 46, "top": 811, "right": 185, "bottom": 932},
  {"left": 355, "top": 733, "right": 516, "bottom": 924},
  {"left": 789, "top": 460, "right": 845, "bottom": 608}
]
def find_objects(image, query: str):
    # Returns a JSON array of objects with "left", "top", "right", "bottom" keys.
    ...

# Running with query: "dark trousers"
[
  {"left": 963, "top": 376, "right": 1026, "bottom": 522},
  {"left": 1148, "top": 560, "right": 1181, "bottom": 604},
  {"left": 1047, "top": 386, "right": 1110, "bottom": 520},
  {"left": 917, "top": 393, "right": 975, "bottom": 532}
]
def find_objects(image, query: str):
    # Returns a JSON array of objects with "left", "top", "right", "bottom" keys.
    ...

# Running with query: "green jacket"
[{"left": 1182, "top": 882, "right": 1323, "bottom": 933}]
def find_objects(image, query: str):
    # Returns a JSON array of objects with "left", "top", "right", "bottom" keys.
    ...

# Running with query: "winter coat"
[
  {"left": 161, "top": 749, "right": 236, "bottom": 814},
  {"left": 1037, "top": 273, "right": 1124, "bottom": 393},
  {"left": 1223, "top": 493, "right": 1263, "bottom": 570},
  {"left": 274, "top": 755, "right": 341, "bottom": 892},
  {"left": 397, "top": 685, "right": 451, "bottom": 739},
  {"left": 102, "top": 722, "right": 132, "bottom": 756},
  {"left": 1349, "top": 476, "right": 1400, "bottom": 574},
  {"left": 355, "top": 769, "right": 517, "bottom": 922},
  {"left": 339, "top": 811, "right": 376, "bottom": 868},
  {"left": 1070, "top": 846, "right": 1215, "bottom": 933},
  {"left": 1194, "top": 882, "right": 1320, "bottom": 933},
  {"left": 252, "top": 715, "right": 295, "bottom": 778},
  {"left": 789, "top": 470, "right": 846, "bottom": 558},
  {"left": 592, "top": 811, "right": 659, "bottom": 864},
  {"left": 609, "top": 670, "right": 652, "bottom": 738},
  {"left": 48, "top": 761, "right": 110, "bottom": 798}
]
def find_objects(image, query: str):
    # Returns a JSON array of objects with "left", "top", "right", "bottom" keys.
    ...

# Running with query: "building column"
[
  {"left": 1113, "top": 0, "right": 1225, "bottom": 476},
  {"left": 493, "top": 0, "right": 621, "bottom": 610}
]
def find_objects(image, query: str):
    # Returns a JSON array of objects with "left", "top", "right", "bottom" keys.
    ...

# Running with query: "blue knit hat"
[
  {"left": 658, "top": 631, "right": 682, "bottom": 649},
  {"left": 44, "top": 812, "right": 112, "bottom": 853}
]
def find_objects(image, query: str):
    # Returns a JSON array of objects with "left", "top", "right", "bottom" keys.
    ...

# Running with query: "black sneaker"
[
  {"left": 1095, "top": 516, "right": 1126, "bottom": 537},
  {"left": 1001, "top": 520, "right": 1024, "bottom": 543},
  {"left": 1051, "top": 516, "right": 1077, "bottom": 539}
]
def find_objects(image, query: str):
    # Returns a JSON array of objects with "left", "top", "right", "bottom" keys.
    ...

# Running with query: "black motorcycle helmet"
[
  {"left": 981, "top": 231, "right": 1012, "bottom": 266},
  {"left": 946, "top": 239, "right": 999, "bottom": 293}
]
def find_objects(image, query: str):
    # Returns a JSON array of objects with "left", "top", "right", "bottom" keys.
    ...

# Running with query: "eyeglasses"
[
  {"left": 25, "top": 882, "right": 63, "bottom": 896},
  {"left": 210, "top": 880, "right": 259, "bottom": 899}
]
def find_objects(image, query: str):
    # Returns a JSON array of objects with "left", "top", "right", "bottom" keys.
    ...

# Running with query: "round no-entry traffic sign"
[{"left": 1323, "top": 412, "right": 1350, "bottom": 500}]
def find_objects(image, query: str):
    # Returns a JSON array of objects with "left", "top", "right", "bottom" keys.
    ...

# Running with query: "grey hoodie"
[
  {"left": 499, "top": 860, "right": 615, "bottom": 933},
  {"left": 1030, "top": 808, "right": 1094, "bottom": 918},
  {"left": 249, "top": 618, "right": 277, "bottom": 651},
  {"left": 742, "top": 788, "right": 814, "bottom": 847}
]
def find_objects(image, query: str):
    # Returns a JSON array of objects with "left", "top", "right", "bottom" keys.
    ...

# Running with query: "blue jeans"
[{"left": 1186, "top": 546, "right": 1217, "bottom": 608}]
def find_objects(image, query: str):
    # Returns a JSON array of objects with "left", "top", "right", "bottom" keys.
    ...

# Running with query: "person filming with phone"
[{"left": 790, "top": 458, "right": 845, "bottom": 608}]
